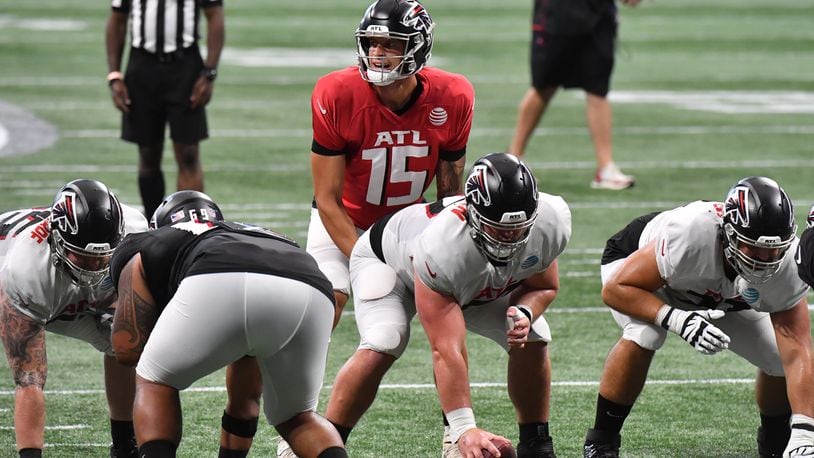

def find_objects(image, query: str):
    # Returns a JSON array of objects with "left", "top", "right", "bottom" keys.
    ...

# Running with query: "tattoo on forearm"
[
  {"left": 1, "top": 295, "right": 47, "bottom": 389},
  {"left": 436, "top": 159, "right": 465, "bottom": 198}
]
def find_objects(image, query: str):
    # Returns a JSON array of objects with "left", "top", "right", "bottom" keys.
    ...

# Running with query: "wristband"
[
  {"left": 655, "top": 304, "right": 674, "bottom": 329},
  {"left": 516, "top": 304, "right": 533, "bottom": 321},
  {"left": 107, "top": 71, "right": 123, "bottom": 86},
  {"left": 446, "top": 407, "right": 476, "bottom": 444}
]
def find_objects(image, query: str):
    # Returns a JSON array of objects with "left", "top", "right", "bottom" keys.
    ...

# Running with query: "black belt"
[{"left": 132, "top": 45, "right": 196, "bottom": 63}]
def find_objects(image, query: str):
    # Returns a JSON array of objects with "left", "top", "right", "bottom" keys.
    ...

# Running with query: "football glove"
[
  {"left": 656, "top": 305, "right": 730, "bottom": 355},
  {"left": 785, "top": 415, "right": 814, "bottom": 458}
]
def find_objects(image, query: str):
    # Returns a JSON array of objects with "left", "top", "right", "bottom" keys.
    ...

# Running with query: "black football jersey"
[{"left": 110, "top": 221, "right": 334, "bottom": 310}]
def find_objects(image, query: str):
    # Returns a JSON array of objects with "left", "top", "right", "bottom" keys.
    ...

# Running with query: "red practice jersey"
[{"left": 311, "top": 66, "right": 475, "bottom": 229}]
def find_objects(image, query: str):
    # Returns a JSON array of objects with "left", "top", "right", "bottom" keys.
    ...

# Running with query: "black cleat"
[
  {"left": 583, "top": 428, "right": 621, "bottom": 458},
  {"left": 517, "top": 434, "right": 556, "bottom": 458}
]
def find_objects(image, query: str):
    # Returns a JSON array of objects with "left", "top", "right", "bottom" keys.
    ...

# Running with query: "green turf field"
[{"left": 1, "top": 0, "right": 813, "bottom": 456}]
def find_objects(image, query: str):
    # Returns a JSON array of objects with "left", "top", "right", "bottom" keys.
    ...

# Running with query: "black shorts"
[
  {"left": 121, "top": 46, "right": 209, "bottom": 145},
  {"left": 601, "top": 211, "right": 661, "bottom": 265},
  {"left": 530, "top": 11, "right": 617, "bottom": 96}
]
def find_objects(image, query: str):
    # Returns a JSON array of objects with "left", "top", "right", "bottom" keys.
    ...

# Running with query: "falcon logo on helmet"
[
  {"left": 401, "top": 3, "right": 431, "bottom": 31},
  {"left": 465, "top": 165, "right": 491, "bottom": 206},
  {"left": 724, "top": 186, "right": 750, "bottom": 228},
  {"left": 51, "top": 191, "right": 79, "bottom": 235}
]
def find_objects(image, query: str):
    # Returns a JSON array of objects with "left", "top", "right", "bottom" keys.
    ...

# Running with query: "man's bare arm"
[
  {"left": 112, "top": 254, "right": 159, "bottom": 367},
  {"left": 435, "top": 156, "right": 466, "bottom": 198}
]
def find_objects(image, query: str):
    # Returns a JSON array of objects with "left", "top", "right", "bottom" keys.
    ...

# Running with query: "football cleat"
[
  {"left": 583, "top": 428, "right": 621, "bottom": 458},
  {"left": 517, "top": 433, "right": 556, "bottom": 458},
  {"left": 109, "top": 441, "right": 138, "bottom": 458},
  {"left": 590, "top": 163, "right": 635, "bottom": 190}
]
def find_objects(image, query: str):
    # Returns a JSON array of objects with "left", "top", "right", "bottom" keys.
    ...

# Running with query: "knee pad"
[
  {"left": 354, "top": 263, "right": 397, "bottom": 301},
  {"left": 530, "top": 315, "right": 552, "bottom": 343},
  {"left": 221, "top": 411, "right": 259, "bottom": 438},
  {"left": 621, "top": 322, "right": 667, "bottom": 351},
  {"left": 360, "top": 325, "right": 409, "bottom": 357}
]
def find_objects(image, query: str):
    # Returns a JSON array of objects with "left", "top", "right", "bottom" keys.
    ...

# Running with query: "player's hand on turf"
[
  {"left": 458, "top": 428, "right": 506, "bottom": 458},
  {"left": 505, "top": 305, "right": 530, "bottom": 349},
  {"left": 784, "top": 416, "right": 814, "bottom": 457},
  {"left": 659, "top": 306, "right": 730, "bottom": 354}
]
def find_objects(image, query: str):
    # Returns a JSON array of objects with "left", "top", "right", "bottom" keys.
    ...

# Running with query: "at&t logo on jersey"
[
  {"left": 51, "top": 191, "right": 79, "bottom": 235},
  {"left": 429, "top": 107, "right": 448, "bottom": 126},
  {"left": 521, "top": 255, "right": 539, "bottom": 270}
]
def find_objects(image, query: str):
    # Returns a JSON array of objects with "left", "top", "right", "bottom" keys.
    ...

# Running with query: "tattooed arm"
[
  {"left": 435, "top": 155, "right": 466, "bottom": 199},
  {"left": 0, "top": 283, "right": 48, "bottom": 450},
  {"left": 112, "top": 253, "right": 159, "bottom": 367}
]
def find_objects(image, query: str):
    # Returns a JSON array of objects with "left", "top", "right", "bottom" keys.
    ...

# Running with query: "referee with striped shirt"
[{"left": 105, "top": 0, "right": 224, "bottom": 222}]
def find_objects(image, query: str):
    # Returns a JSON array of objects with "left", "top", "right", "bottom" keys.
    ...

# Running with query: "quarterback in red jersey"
[{"left": 307, "top": 0, "right": 475, "bottom": 327}]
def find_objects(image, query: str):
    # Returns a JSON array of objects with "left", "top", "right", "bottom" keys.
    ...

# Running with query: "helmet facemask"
[
  {"left": 356, "top": 27, "right": 429, "bottom": 86},
  {"left": 468, "top": 205, "right": 537, "bottom": 263},
  {"left": 50, "top": 227, "right": 114, "bottom": 287},
  {"left": 723, "top": 224, "right": 794, "bottom": 284}
]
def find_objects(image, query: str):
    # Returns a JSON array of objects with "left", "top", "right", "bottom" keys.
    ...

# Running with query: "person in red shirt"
[{"left": 307, "top": 0, "right": 475, "bottom": 328}]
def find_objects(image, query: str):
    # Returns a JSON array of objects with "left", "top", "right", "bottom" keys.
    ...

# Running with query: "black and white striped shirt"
[{"left": 111, "top": 0, "right": 222, "bottom": 54}]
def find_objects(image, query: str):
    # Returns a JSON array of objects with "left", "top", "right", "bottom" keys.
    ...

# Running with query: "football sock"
[
  {"left": 110, "top": 419, "right": 136, "bottom": 450},
  {"left": 138, "top": 173, "right": 165, "bottom": 219},
  {"left": 593, "top": 393, "right": 632, "bottom": 434},
  {"left": 519, "top": 422, "right": 550, "bottom": 443},
  {"left": 18, "top": 449, "right": 42, "bottom": 458},
  {"left": 217, "top": 447, "right": 249, "bottom": 458},
  {"left": 139, "top": 439, "right": 177, "bottom": 457},
  {"left": 329, "top": 421, "right": 352, "bottom": 444},
  {"left": 317, "top": 446, "right": 348, "bottom": 458},
  {"left": 759, "top": 412, "right": 792, "bottom": 452}
]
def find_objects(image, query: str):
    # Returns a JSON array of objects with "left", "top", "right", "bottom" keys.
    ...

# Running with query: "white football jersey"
[
  {"left": 640, "top": 200, "right": 807, "bottom": 313},
  {"left": 380, "top": 193, "right": 572, "bottom": 307},
  {"left": 0, "top": 204, "right": 148, "bottom": 323}
]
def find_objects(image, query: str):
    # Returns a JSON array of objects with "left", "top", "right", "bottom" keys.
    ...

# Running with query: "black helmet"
[
  {"left": 721, "top": 176, "right": 796, "bottom": 283},
  {"left": 355, "top": 0, "right": 434, "bottom": 86},
  {"left": 149, "top": 190, "right": 224, "bottom": 229},
  {"left": 50, "top": 179, "right": 124, "bottom": 286},
  {"left": 465, "top": 153, "right": 538, "bottom": 262}
]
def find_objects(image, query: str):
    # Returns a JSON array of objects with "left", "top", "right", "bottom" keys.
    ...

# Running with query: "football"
[{"left": 482, "top": 437, "right": 516, "bottom": 458}]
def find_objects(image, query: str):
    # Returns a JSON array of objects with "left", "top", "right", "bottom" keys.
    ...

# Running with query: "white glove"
[
  {"left": 656, "top": 305, "right": 731, "bottom": 354},
  {"left": 784, "top": 415, "right": 814, "bottom": 458}
]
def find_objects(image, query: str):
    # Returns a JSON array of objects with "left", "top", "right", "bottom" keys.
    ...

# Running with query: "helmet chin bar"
[{"left": 468, "top": 207, "right": 536, "bottom": 263}]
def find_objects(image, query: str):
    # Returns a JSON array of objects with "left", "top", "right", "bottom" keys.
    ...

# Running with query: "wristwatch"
[{"left": 201, "top": 66, "right": 218, "bottom": 82}]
